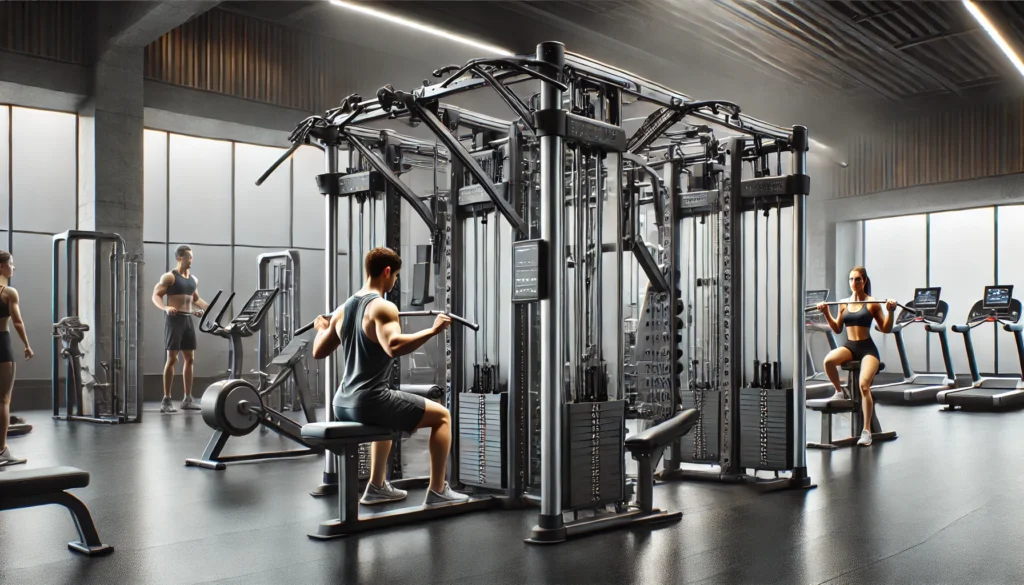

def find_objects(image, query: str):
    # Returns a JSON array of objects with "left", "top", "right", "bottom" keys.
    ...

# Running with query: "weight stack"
[
  {"left": 738, "top": 387, "right": 793, "bottom": 471},
  {"left": 563, "top": 400, "right": 626, "bottom": 510},
  {"left": 457, "top": 392, "right": 507, "bottom": 489},
  {"left": 678, "top": 389, "right": 722, "bottom": 463}
]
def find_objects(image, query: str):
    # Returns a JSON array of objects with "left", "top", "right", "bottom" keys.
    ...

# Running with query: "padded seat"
[
  {"left": 0, "top": 466, "right": 112, "bottom": 556},
  {"left": 301, "top": 422, "right": 393, "bottom": 445},
  {"left": 841, "top": 360, "right": 885, "bottom": 372},
  {"left": 0, "top": 466, "right": 89, "bottom": 499},
  {"left": 400, "top": 384, "right": 444, "bottom": 399},
  {"left": 806, "top": 398, "right": 855, "bottom": 413},
  {"left": 625, "top": 409, "right": 698, "bottom": 452}
]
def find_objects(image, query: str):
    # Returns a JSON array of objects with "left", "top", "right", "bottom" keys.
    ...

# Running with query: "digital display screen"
[
  {"left": 984, "top": 285, "right": 1013, "bottom": 309},
  {"left": 236, "top": 289, "right": 277, "bottom": 321},
  {"left": 913, "top": 287, "right": 941, "bottom": 310}
]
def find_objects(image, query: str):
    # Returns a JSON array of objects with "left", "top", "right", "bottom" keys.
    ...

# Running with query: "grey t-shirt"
[{"left": 333, "top": 293, "right": 396, "bottom": 409}]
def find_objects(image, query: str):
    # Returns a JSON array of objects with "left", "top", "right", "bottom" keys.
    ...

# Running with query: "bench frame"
[
  {"left": 807, "top": 361, "right": 898, "bottom": 450},
  {"left": 0, "top": 489, "right": 113, "bottom": 556}
]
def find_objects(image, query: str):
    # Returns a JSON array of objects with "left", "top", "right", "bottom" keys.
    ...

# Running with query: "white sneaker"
[
  {"left": 0, "top": 446, "right": 27, "bottom": 467},
  {"left": 857, "top": 430, "right": 873, "bottom": 446},
  {"left": 360, "top": 481, "right": 408, "bottom": 505},
  {"left": 829, "top": 391, "right": 846, "bottom": 401},
  {"left": 424, "top": 482, "right": 470, "bottom": 506}
]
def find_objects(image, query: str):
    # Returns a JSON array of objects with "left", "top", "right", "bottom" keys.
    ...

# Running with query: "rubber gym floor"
[{"left": 2, "top": 397, "right": 1022, "bottom": 585}]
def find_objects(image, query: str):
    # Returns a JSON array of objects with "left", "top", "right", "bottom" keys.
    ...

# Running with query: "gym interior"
[{"left": 2, "top": 2, "right": 1024, "bottom": 584}]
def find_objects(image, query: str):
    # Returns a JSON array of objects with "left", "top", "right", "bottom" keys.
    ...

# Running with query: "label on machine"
[{"left": 512, "top": 240, "right": 547, "bottom": 303}]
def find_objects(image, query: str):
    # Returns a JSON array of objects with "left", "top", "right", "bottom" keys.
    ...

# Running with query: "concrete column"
[{"left": 76, "top": 44, "right": 144, "bottom": 414}]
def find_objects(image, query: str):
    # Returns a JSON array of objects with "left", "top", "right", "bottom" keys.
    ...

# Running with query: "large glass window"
[
  {"left": 11, "top": 107, "right": 76, "bottom": 234},
  {"left": 930, "top": 208, "right": 995, "bottom": 375},
  {"left": 864, "top": 215, "right": 927, "bottom": 373},
  {"left": 143, "top": 130, "right": 168, "bottom": 242},
  {"left": 235, "top": 144, "right": 290, "bottom": 247},
  {"left": 168, "top": 134, "right": 232, "bottom": 245},
  {"left": 996, "top": 206, "right": 1024, "bottom": 375}
]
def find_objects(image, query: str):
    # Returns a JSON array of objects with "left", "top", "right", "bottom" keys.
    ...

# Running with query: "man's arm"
[
  {"left": 374, "top": 301, "right": 449, "bottom": 358},
  {"left": 192, "top": 276, "right": 208, "bottom": 312},
  {"left": 312, "top": 307, "right": 344, "bottom": 360},
  {"left": 152, "top": 273, "right": 176, "bottom": 314}
]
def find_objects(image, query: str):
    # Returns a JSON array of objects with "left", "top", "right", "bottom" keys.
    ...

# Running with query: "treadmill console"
[
  {"left": 898, "top": 287, "right": 946, "bottom": 325},
  {"left": 232, "top": 288, "right": 280, "bottom": 326},
  {"left": 966, "top": 285, "right": 1021, "bottom": 323},
  {"left": 805, "top": 289, "right": 829, "bottom": 328},
  {"left": 984, "top": 285, "right": 1013, "bottom": 310}
]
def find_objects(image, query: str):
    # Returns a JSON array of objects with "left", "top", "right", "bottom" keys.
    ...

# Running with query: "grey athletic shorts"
[
  {"left": 333, "top": 388, "right": 427, "bottom": 434},
  {"left": 164, "top": 314, "right": 197, "bottom": 351}
]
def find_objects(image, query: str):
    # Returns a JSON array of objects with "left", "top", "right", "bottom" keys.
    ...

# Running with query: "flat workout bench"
[
  {"left": 0, "top": 466, "right": 113, "bottom": 556},
  {"left": 806, "top": 360, "right": 898, "bottom": 449},
  {"left": 301, "top": 421, "right": 493, "bottom": 539}
]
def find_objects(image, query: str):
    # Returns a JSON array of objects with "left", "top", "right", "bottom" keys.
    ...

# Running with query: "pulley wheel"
[{"left": 201, "top": 379, "right": 262, "bottom": 436}]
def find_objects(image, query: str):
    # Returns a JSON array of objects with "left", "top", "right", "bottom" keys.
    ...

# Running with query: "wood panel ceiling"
[{"left": 223, "top": 0, "right": 1024, "bottom": 104}]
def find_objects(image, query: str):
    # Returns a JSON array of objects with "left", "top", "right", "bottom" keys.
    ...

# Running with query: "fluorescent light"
[
  {"left": 963, "top": 0, "right": 1024, "bottom": 79},
  {"left": 329, "top": 0, "right": 512, "bottom": 56}
]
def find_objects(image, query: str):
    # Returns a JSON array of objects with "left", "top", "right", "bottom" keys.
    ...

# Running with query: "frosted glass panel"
[
  {"left": 143, "top": 243, "right": 168, "bottom": 374},
  {"left": 11, "top": 107, "right": 76, "bottom": 233},
  {"left": 0, "top": 107, "right": 8, "bottom": 229},
  {"left": 864, "top": 215, "right": 927, "bottom": 374},
  {"left": 997, "top": 206, "right": 1024, "bottom": 375},
  {"left": 143, "top": 130, "right": 168, "bottom": 242},
  {"left": 930, "top": 207, "right": 995, "bottom": 375},
  {"left": 235, "top": 143, "right": 290, "bottom": 247},
  {"left": 291, "top": 145, "right": 326, "bottom": 249},
  {"left": 13, "top": 232, "right": 59, "bottom": 379},
  {"left": 168, "top": 135, "right": 231, "bottom": 245},
  {"left": 167, "top": 244, "right": 232, "bottom": 378}
]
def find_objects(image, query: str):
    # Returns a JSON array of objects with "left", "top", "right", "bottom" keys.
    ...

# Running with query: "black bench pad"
[
  {"left": 842, "top": 361, "right": 885, "bottom": 372},
  {"left": 625, "top": 409, "right": 698, "bottom": 452},
  {"left": 301, "top": 422, "right": 393, "bottom": 444},
  {"left": 806, "top": 398, "right": 856, "bottom": 413},
  {"left": 0, "top": 466, "right": 89, "bottom": 499}
]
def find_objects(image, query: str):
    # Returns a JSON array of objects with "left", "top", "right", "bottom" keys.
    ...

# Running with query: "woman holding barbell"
[{"left": 816, "top": 266, "right": 897, "bottom": 446}]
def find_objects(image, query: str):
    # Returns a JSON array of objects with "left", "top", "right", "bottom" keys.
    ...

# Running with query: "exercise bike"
[{"left": 186, "top": 287, "right": 324, "bottom": 470}]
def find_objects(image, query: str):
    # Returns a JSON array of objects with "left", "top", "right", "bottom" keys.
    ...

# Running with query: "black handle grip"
[{"left": 399, "top": 310, "right": 480, "bottom": 332}]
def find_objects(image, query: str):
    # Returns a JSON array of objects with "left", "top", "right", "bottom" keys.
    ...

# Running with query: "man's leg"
[
  {"left": 179, "top": 350, "right": 201, "bottom": 410},
  {"left": 161, "top": 351, "right": 179, "bottom": 413},
  {"left": 369, "top": 440, "right": 392, "bottom": 487},
  {"left": 414, "top": 399, "right": 468, "bottom": 500}
]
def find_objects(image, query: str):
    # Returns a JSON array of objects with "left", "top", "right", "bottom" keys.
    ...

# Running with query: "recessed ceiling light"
[{"left": 329, "top": 1, "right": 513, "bottom": 57}]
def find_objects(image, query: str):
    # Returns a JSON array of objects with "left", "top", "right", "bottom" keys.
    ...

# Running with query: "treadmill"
[
  {"left": 938, "top": 285, "right": 1024, "bottom": 411},
  {"left": 805, "top": 289, "right": 842, "bottom": 400},
  {"left": 871, "top": 287, "right": 956, "bottom": 404}
]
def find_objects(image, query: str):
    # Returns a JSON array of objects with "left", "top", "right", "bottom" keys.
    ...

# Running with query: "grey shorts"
[
  {"left": 164, "top": 314, "right": 196, "bottom": 351},
  {"left": 333, "top": 389, "right": 427, "bottom": 434}
]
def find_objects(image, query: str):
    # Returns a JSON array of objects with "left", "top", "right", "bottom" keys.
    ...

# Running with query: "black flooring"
[{"left": 2, "top": 400, "right": 1023, "bottom": 585}]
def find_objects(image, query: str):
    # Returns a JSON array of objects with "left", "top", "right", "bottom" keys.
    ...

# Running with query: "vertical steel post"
[
  {"left": 528, "top": 40, "right": 567, "bottom": 544},
  {"left": 790, "top": 126, "right": 811, "bottom": 485},
  {"left": 314, "top": 143, "right": 341, "bottom": 495}
]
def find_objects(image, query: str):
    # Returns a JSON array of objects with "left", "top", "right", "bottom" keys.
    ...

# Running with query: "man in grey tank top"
[{"left": 313, "top": 247, "right": 469, "bottom": 506}]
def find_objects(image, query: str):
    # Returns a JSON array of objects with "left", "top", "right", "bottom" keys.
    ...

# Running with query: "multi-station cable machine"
[{"left": 263, "top": 40, "right": 813, "bottom": 543}]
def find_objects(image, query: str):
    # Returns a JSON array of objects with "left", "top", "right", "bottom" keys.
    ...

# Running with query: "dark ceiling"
[{"left": 222, "top": 0, "right": 1024, "bottom": 105}]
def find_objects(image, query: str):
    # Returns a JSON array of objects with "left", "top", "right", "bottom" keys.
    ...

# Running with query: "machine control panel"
[
  {"left": 804, "top": 290, "right": 829, "bottom": 327},
  {"left": 512, "top": 240, "right": 547, "bottom": 303},
  {"left": 232, "top": 289, "right": 280, "bottom": 326}
]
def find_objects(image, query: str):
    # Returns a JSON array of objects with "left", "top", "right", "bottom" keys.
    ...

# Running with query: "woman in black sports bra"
[
  {"left": 816, "top": 266, "right": 896, "bottom": 446},
  {"left": 0, "top": 251, "right": 33, "bottom": 467}
]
